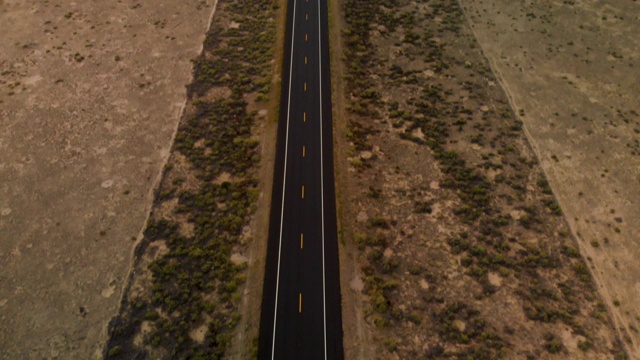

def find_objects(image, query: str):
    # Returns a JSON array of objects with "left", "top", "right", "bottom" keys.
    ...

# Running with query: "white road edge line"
[
  {"left": 318, "top": 1, "right": 328, "bottom": 359},
  {"left": 271, "top": 0, "right": 297, "bottom": 358}
]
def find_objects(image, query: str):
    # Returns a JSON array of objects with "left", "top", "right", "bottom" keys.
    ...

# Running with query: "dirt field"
[
  {"left": 330, "top": 0, "right": 632, "bottom": 358},
  {"left": 0, "top": 0, "right": 217, "bottom": 358},
  {"left": 459, "top": 0, "right": 640, "bottom": 357}
]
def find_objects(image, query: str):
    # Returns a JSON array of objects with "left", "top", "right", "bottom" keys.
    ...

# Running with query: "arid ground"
[
  {"left": 1, "top": 0, "right": 639, "bottom": 359},
  {"left": 0, "top": 0, "right": 217, "bottom": 358},
  {"left": 329, "top": 0, "right": 636, "bottom": 358},
  {"left": 460, "top": 0, "right": 640, "bottom": 356},
  {"left": 102, "top": 0, "right": 283, "bottom": 357}
]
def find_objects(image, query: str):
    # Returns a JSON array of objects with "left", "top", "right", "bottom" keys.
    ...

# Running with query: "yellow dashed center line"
[
  {"left": 305, "top": 33, "right": 308, "bottom": 41},
  {"left": 305, "top": 56, "right": 308, "bottom": 65},
  {"left": 303, "top": 146, "right": 306, "bottom": 157},
  {"left": 302, "top": 185, "right": 305, "bottom": 199},
  {"left": 300, "top": 233, "right": 304, "bottom": 249},
  {"left": 303, "top": 112, "right": 306, "bottom": 122},
  {"left": 304, "top": 82, "right": 307, "bottom": 91},
  {"left": 299, "top": 293, "right": 302, "bottom": 313}
]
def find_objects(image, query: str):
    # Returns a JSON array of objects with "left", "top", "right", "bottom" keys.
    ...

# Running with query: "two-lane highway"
[{"left": 259, "top": 0, "right": 343, "bottom": 358}]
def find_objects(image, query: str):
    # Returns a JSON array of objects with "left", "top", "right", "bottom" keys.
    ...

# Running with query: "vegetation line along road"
[
  {"left": 333, "top": 0, "right": 629, "bottom": 358},
  {"left": 103, "top": 0, "right": 280, "bottom": 358}
]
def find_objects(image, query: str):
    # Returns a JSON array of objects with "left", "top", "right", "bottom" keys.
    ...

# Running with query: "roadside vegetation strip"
[
  {"left": 104, "top": 0, "right": 279, "bottom": 358},
  {"left": 340, "top": 0, "right": 627, "bottom": 358}
]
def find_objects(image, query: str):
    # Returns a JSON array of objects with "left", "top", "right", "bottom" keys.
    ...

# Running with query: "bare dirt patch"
[{"left": 0, "top": 1, "right": 216, "bottom": 358}]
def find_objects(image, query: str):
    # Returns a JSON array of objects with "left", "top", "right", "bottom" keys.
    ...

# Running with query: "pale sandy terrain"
[
  {"left": 0, "top": 0, "right": 216, "bottom": 358},
  {"left": 460, "top": 0, "right": 640, "bottom": 357}
]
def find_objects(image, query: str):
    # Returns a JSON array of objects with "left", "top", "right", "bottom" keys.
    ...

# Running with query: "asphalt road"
[{"left": 258, "top": 0, "right": 344, "bottom": 359}]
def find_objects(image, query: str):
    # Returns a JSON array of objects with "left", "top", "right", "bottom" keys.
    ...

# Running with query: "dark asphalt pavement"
[{"left": 258, "top": 0, "right": 344, "bottom": 359}]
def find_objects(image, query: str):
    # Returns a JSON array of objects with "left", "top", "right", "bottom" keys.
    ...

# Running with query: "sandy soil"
[
  {"left": 330, "top": 0, "right": 629, "bottom": 358},
  {"left": 0, "top": 0, "right": 216, "bottom": 358},
  {"left": 102, "top": 0, "right": 282, "bottom": 357},
  {"left": 459, "top": 0, "right": 640, "bottom": 356}
]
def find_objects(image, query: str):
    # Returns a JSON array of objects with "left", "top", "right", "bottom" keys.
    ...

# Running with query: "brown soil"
[
  {"left": 459, "top": 0, "right": 640, "bottom": 357},
  {"left": 101, "top": 0, "right": 282, "bottom": 358},
  {"left": 0, "top": 1, "right": 217, "bottom": 358},
  {"left": 330, "top": 0, "right": 631, "bottom": 359}
]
